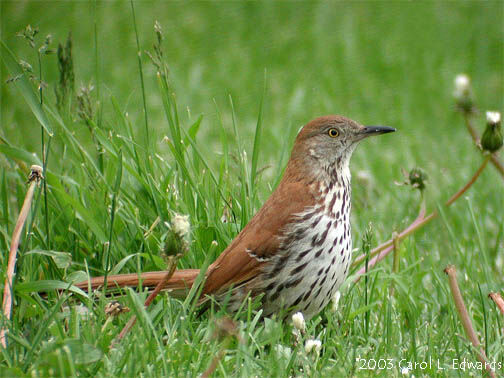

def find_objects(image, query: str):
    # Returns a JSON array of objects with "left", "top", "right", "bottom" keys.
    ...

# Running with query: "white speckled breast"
[{"left": 258, "top": 172, "right": 353, "bottom": 320}]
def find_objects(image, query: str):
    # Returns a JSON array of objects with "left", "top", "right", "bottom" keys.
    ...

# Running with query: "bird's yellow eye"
[{"left": 328, "top": 128, "right": 339, "bottom": 138}]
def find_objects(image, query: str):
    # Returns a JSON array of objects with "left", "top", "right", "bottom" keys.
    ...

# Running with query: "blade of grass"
[
  {"left": 0, "top": 41, "right": 53, "bottom": 136},
  {"left": 1, "top": 165, "right": 43, "bottom": 348},
  {"left": 250, "top": 71, "right": 267, "bottom": 196},
  {"left": 130, "top": 0, "right": 150, "bottom": 152},
  {"left": 103, "top": 149, "right": 123, "bottom": 290}
]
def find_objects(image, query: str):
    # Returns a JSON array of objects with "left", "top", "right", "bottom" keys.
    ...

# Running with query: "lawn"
[{"left": 0, "top": 1, "right": 503, "bottom": 376}]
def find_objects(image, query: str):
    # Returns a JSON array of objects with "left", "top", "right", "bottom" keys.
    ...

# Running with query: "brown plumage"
[{"left": 75, "top": 115, "right": 395, "bottom": 319}]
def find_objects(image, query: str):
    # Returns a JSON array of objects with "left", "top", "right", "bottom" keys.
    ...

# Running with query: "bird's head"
[{"left": 288, "top": 115, "right": 395, "bottom": 180}]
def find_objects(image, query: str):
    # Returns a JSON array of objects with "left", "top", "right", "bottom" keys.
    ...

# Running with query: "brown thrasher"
[{"left": 76, "top": 115, "right": 395, "bottom": 320}]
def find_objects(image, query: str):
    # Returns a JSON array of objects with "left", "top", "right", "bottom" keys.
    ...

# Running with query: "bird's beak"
[{"left": 359, "top": 125, "right": 396, "bottom": 138}]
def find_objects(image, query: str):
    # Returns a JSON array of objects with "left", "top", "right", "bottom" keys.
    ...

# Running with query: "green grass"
[{"left": 1, "top": 1, "right": 503, "bottom": 376}]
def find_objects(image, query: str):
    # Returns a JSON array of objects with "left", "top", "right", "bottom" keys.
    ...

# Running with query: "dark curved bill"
[{"left": 361, "top": 126, "right": 396, "bottom": 135}]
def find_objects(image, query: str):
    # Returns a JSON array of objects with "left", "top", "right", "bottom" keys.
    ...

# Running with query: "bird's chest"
[{"left": 261, "top": 184, "right": 353, "bottom": 319}]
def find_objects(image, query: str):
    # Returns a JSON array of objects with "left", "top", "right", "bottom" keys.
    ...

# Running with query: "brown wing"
[{"left": 202, "top": 178, "right": 316, "bottom": 295}]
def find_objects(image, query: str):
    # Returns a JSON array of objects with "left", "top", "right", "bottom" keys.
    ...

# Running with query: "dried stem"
[
  {"left": 489, "top": 292, "right": 504, "bottom": 315},
  {"left": 111, "top": 255, "right": 180, "bottom": 348},
  {"left": 463, "top": 113, "right": 504, "bottom": 179},
  {"left": 445, "top": 155, "right": 490, "bottom": 206},
  {"left": 1, "top": 165, "right": 43, "bottom": 348},
  {"left": 444, "top": 265, "right": 496, "bottom": 378},
  {"left": 353, "top": 154, "right": 491, "bottom": 277}
]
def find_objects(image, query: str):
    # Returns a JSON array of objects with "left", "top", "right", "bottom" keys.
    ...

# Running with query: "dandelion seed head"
[{"left": 486, "top": 111, "right": 501, "bottom": 125}]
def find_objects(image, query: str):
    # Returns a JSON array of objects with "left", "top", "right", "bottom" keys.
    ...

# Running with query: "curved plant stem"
[
  {"left": 444, "top": 265, "right": 496, "bottom": 378},
  {"left": 354, "top": 155, "right": 491, "bottom": 277},
  {"left": 464, "top": 113, "right": 504, "bottom": 179},
  {"left": 489, "top": 292, "right": 504, "bottom": 315},
  {"left": 111, "top": 255, "right": 180, "bottom": 348},
  {"left": 445, "top": 155, "right": 490, "bottom": 206},
  {"left": 1, "top": 166, "right": 43, "bottom": 348}
]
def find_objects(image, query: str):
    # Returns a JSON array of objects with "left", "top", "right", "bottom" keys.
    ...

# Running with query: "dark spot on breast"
[
  {"left": 302, "top": 211, "right": 316, "bottom": 221},
  {"left": 265, "top": 282, "right": 276, "bottom": 292},
  {"left": 285, "top": 277, "right": 303, "bottom": 289},
  {"left": 295, "top": 249, "right": 311, "bottom": 263},
  {"left": 302, "top": 301, "right": 311, "bottom": 312},
  {"left": 291, "top": 261, "right": 308, "bottom": 275},
  {"left": 303, "top": 289, "right": 312, "bottom": 302},
  {"left": 328, "top": 193, "right": 337, "bottom": 211},
  {"left": 324, "top": 264, "right": 331, "bottom": 274},
  {"left": 319, "top": 275, "right": 327, "bottom": 287},
  {"left": 310, "top": 278, "right": 319, "bottom": 290},
  {"left": 270, "top": 291, "right": 280, "bottom": 301},
  {"left": 311, "top": 215, "right": 322, "bottom": 228},
  {"left": 317, "top": 267, "right": 324, "bottom": 276},
  {"left": 275, "top": 283, "right": 284, "bottom": 293},
  {"left": 291, "top": 229, "right": 306, "bottom": 242},
  {"left": 331, "top": 256, "right": 336, "bottom": 264},
  {"left": 291, "top": 293, "right": 304, "bottom": 308},
  {"left": 268, "top": 254, "right": 290, "bottom": 278},
  {"left": 314, "top": 248, "right": 324, "bottom": 258},
  {"left": 312, "top": 221, "right": 332, "bottom": 247},
  {"left": 329, "top": 278, "right": 339, "bottom": 293}
]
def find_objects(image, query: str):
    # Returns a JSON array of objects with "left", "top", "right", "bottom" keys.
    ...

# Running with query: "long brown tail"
[{"left": 74, "top": 269, "right": 200, "bottom": 298}]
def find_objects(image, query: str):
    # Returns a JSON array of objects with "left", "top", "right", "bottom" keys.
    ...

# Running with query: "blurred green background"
[{"left": 2, "top": 1, "right": 502, "bottom": 168}]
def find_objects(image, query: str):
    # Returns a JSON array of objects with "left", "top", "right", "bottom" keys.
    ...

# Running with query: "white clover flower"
[
  {"left": 304, "top": 339, "right": 322, "bottom": 354},
  {"left": 172, "top": 214, "right": 190, "bottom": 237},
  {"left": 453, "top": 74, "right": 470, "bottom": 99},
  {"left": 331, "top": 291, "right": 341, "bottom": 312},
  {"left": 292, "top": 312, "right": 305, "bottom": 332},
  {"left": 401, "top": 367, "right": 410, "bottom": 375},
  {"left": 486, "top": 111, "right": 501, "bottom": 125}
]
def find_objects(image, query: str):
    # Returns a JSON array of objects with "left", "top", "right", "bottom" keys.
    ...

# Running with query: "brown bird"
[{"left": 76, "top": 115, "right": 395, "bottom": 320}]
